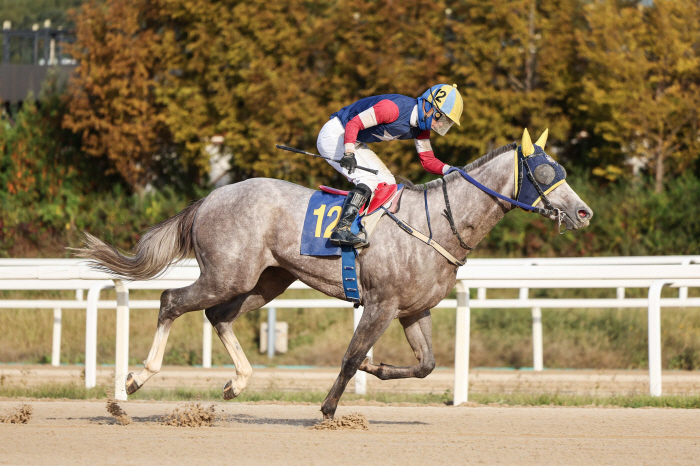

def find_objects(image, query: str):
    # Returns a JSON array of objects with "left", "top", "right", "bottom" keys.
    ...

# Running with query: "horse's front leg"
[
  {"left": 359, "top": 310, "right": 436, "bottom": 380},
  {"left": 320, "top": 302, "right": 396, "bottom": 420}
]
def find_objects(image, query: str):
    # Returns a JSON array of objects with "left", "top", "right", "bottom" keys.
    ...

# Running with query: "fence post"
[
  {"left": 616, "top": 287, "right": 625, "bottom": 300},
  {"left": 85, "top": 281, "right": 112, "bottom": 389},
  {"left": 267, "top": 307, "right": 276, "bottom": 359},
  {"left": 114, "top": 280, "right": 129, "bottom": 401},
  {"left": 648, "top": 279, "right": 672, "bottom": 397},
  {"left": 353, "top": 306, "right": 372, "bottom": 395},
  {"left": 679, "top": 259, "right": 690, "bottom": 299},
  {"left": 203, "top": 311, "right": 212, "bottom": 368},
  {"left": 531, "top": 307, "right": 543, "bottom": 371},
  {"left": 454, "top": 280, "right": 470, "bottom": 406},
  {"left": 51, "top": 308, "right": 61, "bottom": 367}
]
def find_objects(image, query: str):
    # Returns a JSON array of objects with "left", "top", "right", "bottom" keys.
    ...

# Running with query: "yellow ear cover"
[
  {"left": 535, "top": 128, "right": 549, "bottom": 150},
  {"left": 521, "top": 128, "right": 535, "bottom": 157}
]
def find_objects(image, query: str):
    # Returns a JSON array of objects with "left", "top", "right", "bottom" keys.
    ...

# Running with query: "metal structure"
[
  {"left": 0, "top": 26, "right": 76, "bottom": 104},
  {"left": 0, "top": 257, "right": 698, "bottom": 402}
]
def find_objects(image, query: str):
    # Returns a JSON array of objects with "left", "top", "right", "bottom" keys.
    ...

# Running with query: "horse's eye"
[{"left": 534, "top": 164, "right": 556, "bottom": 185}]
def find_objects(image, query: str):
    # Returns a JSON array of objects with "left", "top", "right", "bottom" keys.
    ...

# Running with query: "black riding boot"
[{"left": 330, "top": 184, "right": 371, "bottom": 246}]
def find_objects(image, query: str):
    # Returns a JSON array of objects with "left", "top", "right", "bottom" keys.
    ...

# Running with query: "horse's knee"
[
  {"left": 340, "top": 355, "right": 365, "bottom": 378},
  {"left": 415, "top": 356, "right": 436, "bottom": 378}
]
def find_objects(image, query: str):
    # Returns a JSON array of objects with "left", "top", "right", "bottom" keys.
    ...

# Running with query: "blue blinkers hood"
[{"left": 515, "top": 144, "right": 567, "bottom": 207}]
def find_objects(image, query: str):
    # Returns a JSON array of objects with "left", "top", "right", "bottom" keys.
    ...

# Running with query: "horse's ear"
[
  {"left": 535, "top": 128, "right": 548, "bottom": 150},
  {"left": 521, "top": 128, "right": 535, "bottom": 157}
]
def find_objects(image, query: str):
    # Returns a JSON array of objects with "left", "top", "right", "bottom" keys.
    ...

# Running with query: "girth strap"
[{"left": 381, "top": 207, "right": 466, "bottom": 267}]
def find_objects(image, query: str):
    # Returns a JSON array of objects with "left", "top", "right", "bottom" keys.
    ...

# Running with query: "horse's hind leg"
[
  {"left": 205, "top": 267, "right": 296, "bottom": 400},
  {"left": 126, "top": 275, "right": 251, "bottom": 395},
  {"left": 358, "top": 310, "right": 436, "bottom": 380},
  {"left": 320, "top": 302, "right": 396, "bottom": 419}
]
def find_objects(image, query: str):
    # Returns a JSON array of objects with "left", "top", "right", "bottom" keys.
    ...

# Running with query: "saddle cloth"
[{"left": 300, "top": 183, "right": 404, "bottom": 257}]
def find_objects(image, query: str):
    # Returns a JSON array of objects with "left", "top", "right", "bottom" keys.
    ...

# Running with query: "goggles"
[{"left": 432, "top": 111, "right": 454, "bottom": 136}]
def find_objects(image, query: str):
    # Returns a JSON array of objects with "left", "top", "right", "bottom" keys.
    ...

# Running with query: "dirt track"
[{"left": 1, "top": 400, "right": 699, "bottom": 465}]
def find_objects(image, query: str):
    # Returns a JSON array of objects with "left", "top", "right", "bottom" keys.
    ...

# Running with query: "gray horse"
[{"left": 79, "top": 130, "right": 592, "bottom": 419}]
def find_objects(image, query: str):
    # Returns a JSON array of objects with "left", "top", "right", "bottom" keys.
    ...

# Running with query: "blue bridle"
[{"left": 446, "top": 144, "right": 567, "bottom": 220}]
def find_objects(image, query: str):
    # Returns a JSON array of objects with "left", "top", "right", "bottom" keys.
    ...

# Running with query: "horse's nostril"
[{"left": 578, "top": 210, "right": 588, "bottom": 219}]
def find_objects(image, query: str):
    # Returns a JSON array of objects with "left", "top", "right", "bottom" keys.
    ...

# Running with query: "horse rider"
[{"left": 317, "top": 84, "right": 464, "bottom": 246}]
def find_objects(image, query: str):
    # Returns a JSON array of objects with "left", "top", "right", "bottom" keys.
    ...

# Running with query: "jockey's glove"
[{"left": 340, "top": 151, "right": 357, "bottom": 174}]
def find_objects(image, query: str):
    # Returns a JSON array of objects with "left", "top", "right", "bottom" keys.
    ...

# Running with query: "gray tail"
[{"left": 75, "top": 198, "right": 205, "bottom": 281}]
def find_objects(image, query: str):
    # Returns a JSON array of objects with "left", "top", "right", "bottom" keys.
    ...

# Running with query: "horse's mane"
[{"left": 401, "top": 142, "right": 517, "bottom": 192}]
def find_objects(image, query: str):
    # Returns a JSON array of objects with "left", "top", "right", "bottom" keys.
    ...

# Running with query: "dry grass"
[{"left": 1, "top": 287, "right": 699, "bottom": 370}]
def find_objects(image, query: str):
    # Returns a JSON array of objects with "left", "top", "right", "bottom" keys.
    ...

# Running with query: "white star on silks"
[{"left": 372, "top": 129, "right": 401, "bottom": 141}]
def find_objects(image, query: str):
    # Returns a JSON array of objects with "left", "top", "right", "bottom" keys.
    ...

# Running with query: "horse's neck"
[{"left": 445, "top": 150, "right": 516, "bottom": 250}]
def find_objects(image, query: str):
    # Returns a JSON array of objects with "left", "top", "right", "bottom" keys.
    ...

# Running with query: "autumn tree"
[
  {"left": 64, "top": 0, "right": 169, "bottom": 192},
  {"left": 576, "top": 0, "right": 700, "bottom": 192},
  {"left": 444, "top": 0, "right": 586, "bottom": 164}
]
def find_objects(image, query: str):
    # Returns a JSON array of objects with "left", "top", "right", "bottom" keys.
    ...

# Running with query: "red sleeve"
[
  {"left": 343, "top": 99, "right": 400, "bottom": 146},
  {"left": 415, "top": 130, "right": 446, "bottom": 175}
]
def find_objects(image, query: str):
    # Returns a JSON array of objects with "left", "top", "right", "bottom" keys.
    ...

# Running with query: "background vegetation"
[{"left": 0, "top": 0, "right": 699, "bottom": 370}]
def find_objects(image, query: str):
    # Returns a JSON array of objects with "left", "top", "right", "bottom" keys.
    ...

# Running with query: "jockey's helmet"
[{"left": 417, "top": 84, "right": 463, "bottom": 136}]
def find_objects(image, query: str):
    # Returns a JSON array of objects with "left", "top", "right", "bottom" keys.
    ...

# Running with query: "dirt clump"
[
  {"left": 161, "top": 403, "right": 217, "bottom": 427},
  {"left": 0, "top": 404, "right": 33, "bottom": 424},
  {"left": 308, "top": 413, "right": 369, "bottom": 431},
  {"left": 106, "top": 396, "right": 132, "bottom": 425}
]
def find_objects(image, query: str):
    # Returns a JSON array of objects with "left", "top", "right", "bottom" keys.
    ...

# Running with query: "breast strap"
[{"left": 381, "top": 204, "right": 466, "bottom": 267}]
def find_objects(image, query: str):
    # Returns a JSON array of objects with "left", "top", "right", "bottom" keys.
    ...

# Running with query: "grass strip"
[{"left": 2, "top": 383, "right": 700, "bottom": 408}]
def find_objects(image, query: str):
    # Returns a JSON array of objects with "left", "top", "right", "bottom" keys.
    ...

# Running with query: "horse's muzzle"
[{"left": 564, "top": 204, "right": 593, "bottom": 229}]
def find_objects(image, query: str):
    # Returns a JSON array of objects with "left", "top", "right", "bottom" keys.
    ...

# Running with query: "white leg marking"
[
  {"left": 218, "top": 326, "right": 253, "bottom": 396},
  {"left": 133, "top": 323, "right": 171, "bottom": 386}
]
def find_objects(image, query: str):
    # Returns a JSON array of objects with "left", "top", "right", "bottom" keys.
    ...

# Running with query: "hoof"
[
  {"left": 222, "top": 379, "right": 241, "bottom": 400},
  {"left": 323, "top": 412, "right": 334, "bottom": 420},
  {"left": 125, "top": 372, "right": 141, "bottom": 395}
]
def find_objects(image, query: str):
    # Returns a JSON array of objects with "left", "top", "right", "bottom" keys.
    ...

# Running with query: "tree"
[
  {"left": 576, "top": 0, "right": 700, "bottom": 192},
  {"left": 444, "top": 0, "right": 584, "bottom": 164},
  {"left": 63, "top": 0, "right": 168, "bottom": 192},
  {"left": 148, "top": 0, "right": 449, "bottom": 187}
]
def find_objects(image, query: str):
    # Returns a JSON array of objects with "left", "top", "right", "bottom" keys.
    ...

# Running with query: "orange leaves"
[{"left": 64, "top": 0, "right": 165, "bottom": 191}]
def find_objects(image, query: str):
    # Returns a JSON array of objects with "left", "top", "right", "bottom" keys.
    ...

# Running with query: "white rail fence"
[{"left": 1, "top": 257, "right": 699, "bottom": 402}]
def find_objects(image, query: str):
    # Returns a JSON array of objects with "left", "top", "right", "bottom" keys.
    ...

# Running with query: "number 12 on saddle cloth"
[
  {"left": 300, "top": 191, "right": 347, "bottom": 256},
  {"left": 300, "top": 184, "right": 403, "bottom": 256}
]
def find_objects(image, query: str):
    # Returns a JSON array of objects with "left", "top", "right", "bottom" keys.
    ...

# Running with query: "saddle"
[{"left": 319, "top": 182, "right": 404, "bottom": 217}]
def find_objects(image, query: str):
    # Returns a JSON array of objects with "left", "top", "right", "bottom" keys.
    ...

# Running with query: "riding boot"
[{"left": 330, "top": 184, "right": 371, "bottom": 246}]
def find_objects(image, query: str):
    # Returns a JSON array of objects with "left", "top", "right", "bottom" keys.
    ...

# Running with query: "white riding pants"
[{"left": 316, "top": 117, "right": 395, "bottom": 192}]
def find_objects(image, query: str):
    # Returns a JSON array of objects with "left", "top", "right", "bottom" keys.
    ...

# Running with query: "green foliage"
[{"left": 0, "top": 0, "right": 88, "bottom": 29}]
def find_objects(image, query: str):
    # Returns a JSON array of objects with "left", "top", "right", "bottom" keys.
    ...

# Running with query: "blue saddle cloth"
[
  {"left": 300, "top": 191, "right": 360, "bottom": 256},
  {"left": 300, "top": 190, "right": 362, "bottom": 303}
]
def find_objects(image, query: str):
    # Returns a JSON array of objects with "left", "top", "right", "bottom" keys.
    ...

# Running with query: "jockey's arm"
[
  {"left": 343, "top": 99, "right": 400, "bottom": 153},
  {"left": 415, "top": 130, "right": 450, "bottom": 175}
]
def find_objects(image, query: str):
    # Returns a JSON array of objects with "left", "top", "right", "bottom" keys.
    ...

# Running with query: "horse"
[{"left": 78, "top": 129, "right": 593, "bottom": 419}]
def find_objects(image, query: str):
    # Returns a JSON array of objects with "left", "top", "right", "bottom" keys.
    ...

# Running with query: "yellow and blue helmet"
[{"left": 417, "top": 83, "right": 463, "bottom": 134}]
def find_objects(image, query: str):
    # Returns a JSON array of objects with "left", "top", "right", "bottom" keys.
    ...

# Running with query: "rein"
[
  {"left": 446, "top": 166, "right": 567, "bottom": 233},
  {"left": 381, "top": 149, "right": 572, "bottom": 267}
]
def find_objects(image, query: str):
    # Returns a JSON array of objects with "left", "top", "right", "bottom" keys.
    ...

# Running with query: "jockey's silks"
[{"left": 331, "top": 94, "right": 422, "bottom": 144}]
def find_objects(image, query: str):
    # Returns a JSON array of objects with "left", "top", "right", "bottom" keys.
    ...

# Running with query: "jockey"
[{"left": 317, "top": 84, "right": 463, "bottom": 246}]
